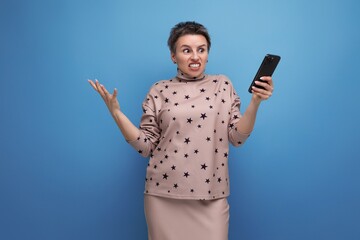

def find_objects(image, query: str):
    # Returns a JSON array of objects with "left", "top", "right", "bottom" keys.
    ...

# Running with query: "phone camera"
[{"left": 266, "top": 55, "right": 274, "bottom": 63}]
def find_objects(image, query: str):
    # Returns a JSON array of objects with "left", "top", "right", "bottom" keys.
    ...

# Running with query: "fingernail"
[{"left": 260, "top": 77, "right": 264, "bottom": 80}]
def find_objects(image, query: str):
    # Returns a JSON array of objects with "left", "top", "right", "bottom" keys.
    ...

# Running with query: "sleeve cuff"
[{"left": 229, "top": 127, "right": 251, "bottom": 147}]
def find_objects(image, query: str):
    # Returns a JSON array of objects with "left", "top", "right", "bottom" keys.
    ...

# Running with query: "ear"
[{"left": 171, "top": 52, "right": 176, "bottom": 63}]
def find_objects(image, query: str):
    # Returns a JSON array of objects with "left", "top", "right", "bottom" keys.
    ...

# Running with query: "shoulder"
[
  {"left": 153, "top": 78, "right": 174, "bottom": 87},
  {"left": 146, "top": 78, "right": 174, "bottom": 94},
  {"left": 207, "top": 74, "right": 235, "bottom": 86},
  {"left": 207, "top": 73, "right": 230, "bottom": 81}
]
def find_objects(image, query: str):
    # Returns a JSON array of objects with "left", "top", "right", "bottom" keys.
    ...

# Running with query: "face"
[{"left": 171, "top": 34, "right": 209, "bottom": 78}]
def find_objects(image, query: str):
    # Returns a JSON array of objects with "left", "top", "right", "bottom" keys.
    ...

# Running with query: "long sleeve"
[
  {"left": 127, "top": 92, "right": 161, "bottom": 157},
  {"left": 227, "top": 77, "right": 251, "bottom": 147}
]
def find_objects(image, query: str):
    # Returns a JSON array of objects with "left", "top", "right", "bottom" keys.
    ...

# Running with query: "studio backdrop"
[{"left": 1, "top": 0, "right": 359, "bottom": 239}]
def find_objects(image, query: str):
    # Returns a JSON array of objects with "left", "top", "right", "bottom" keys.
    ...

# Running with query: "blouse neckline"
[{"left": 175, "top": 68, "right": 207, "bottom": 82}]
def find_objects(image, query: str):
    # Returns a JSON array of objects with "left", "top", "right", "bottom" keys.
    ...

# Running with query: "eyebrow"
[{"left": 180, "top": 44, "right": 207, "bottom": 48}]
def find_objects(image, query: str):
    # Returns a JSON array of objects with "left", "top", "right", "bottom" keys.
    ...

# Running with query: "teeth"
[{"left": 190, "top": 64, "right": 200, "bottom": 68}]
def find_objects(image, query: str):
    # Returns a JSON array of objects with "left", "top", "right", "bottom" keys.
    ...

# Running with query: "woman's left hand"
[{"left": 251, "top": 76, "right": 274, "bottom": 102}]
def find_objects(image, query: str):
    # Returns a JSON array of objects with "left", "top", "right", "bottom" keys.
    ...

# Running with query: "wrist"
[
  {"left": 251, "top": 95, "right": 262, "bottom": 106},
  {"left": 111, "top": 109, "right": 123, "bottom": 119}
]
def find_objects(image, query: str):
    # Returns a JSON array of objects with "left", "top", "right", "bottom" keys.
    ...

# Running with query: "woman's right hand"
[{"left": 88, "top": 79, "right": 121, "bottom": 116}]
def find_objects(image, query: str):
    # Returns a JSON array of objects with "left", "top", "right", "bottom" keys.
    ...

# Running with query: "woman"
[{"left": 88, "top": 21, "right": 273, "bottom": 240}]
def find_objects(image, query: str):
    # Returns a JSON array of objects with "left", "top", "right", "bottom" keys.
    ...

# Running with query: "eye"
[
  {"left": 182, "top": 48, "right": 190, "bottom": 54},
  {"left": 198, "top": 48, "right": 206, "bottom": 53}
]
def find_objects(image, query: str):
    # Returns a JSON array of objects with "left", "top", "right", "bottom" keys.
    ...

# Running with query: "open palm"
[{"left": 88, "top": 79, "right": 121, "bottom": 116}]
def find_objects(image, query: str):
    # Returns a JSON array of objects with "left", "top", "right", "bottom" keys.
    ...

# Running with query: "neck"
[{"left": 176, "top": 68, "right": 206, "bottom": 81}]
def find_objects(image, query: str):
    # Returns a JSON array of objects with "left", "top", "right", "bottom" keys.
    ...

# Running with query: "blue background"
[{"left": 1, "top": 0, "right": 359, "bottom": 239}]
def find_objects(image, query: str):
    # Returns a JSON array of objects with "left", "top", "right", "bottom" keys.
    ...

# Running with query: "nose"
[{"left": 191, "top": 51, "right": 199, "bottom": 60}]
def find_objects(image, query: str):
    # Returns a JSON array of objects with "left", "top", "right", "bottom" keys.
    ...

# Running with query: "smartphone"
[{"left": 248, "top": 54, "right": 281, "bottom": 93}]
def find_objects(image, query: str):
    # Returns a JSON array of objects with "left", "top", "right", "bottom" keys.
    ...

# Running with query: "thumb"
[{"left": 113, "top": 88, "right": 118, "bottom": 98}]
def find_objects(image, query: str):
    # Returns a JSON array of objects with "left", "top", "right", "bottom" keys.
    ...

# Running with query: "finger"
[
  {"left": 95, "top": 79, "right": 105, "bottom": 96},
  {"left": 88, "top": 79, "right": 99, "bottom": 91},
  {"left": 95, "top": 79, "right": 103, "bottom": 93},
  {"left": 101, "top": 84, "right": 111, "bottom": 96},
  {"left": 256, "top": 79, "right": 274, "bottom": 92},
  {"left": 260, "top": 76, "right": 274, "bottom": 88},
  {"left": 252, "top": 86, "right": 272, "bottom": 98},
  {"left": 113, "top": 88, "right": 118, "bottom": 98},
  {"left": 252, "top": 86, "right": 272, "bottom": 95},
  {"left": 259, "top": 76, "right": 272, "bottom": 84},
  {"left": 260, "top": 76, "right": 272, "bottom": 81},
  {"left": 252, "top": 90, "right": 271, "bottom": 100},
  {"left": 254, "top": 82, "right": 272, "bottom": 92}
]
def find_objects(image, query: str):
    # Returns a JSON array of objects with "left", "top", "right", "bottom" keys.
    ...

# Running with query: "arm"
[
  {"left": 236, "top": 76, "right": 274, "bottom": 134},
  {"left": 88, "top": 79, "right": 140, "bottom": 142},
  {"left": 112, "top": 111, "right": 140, "bottom": 142}
]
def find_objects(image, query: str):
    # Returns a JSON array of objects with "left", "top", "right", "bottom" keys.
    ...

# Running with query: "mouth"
[{"left": 189, "top": 63, "right": 201, "bottom": 70}]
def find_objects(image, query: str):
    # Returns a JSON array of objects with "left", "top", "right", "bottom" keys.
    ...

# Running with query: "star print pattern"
[{"left": 127, "top": 71, "right": 250, "bottom": 200}]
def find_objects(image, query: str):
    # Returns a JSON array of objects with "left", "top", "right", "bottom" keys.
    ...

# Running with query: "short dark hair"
[{"left": 167, "top": 21, "right": 211, "bottom": 53}]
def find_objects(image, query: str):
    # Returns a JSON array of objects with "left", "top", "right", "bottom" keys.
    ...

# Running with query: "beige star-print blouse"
[{"left": 128, "top": 70, "right": 251, "bottom": 200}]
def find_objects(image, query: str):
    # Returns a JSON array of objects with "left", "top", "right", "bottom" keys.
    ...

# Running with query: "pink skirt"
[{"left": 144, "top": 194, "right": 229, "bottom": 240}]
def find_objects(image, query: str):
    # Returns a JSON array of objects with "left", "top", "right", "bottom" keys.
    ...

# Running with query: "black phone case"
[{"left": 248, "top": 54, "right": 281, "bottom": 93}]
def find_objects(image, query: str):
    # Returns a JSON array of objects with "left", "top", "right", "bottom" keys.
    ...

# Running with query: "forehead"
[{"left": 176, "top": 34, "right": 208, "bottom": 48}]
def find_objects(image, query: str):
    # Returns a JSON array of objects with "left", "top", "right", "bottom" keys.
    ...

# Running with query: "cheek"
[
  {"left": 203, "top": 53, "right": 209, "bottom": 60},
  {"left": 176, "top": 55, "right": 188, "bottom": 65},
  {"left": 202, "top": 55, "right": 209, "bottom": 65}
]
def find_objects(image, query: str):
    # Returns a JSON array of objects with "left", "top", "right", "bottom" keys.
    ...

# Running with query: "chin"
[{"left": 188, "top": 69, "right": 205, "bottom": 78}]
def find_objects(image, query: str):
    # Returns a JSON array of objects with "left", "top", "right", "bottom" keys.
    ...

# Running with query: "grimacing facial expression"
[{"left": 171, "top": 34, "right": 209, "bottom": 78}]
